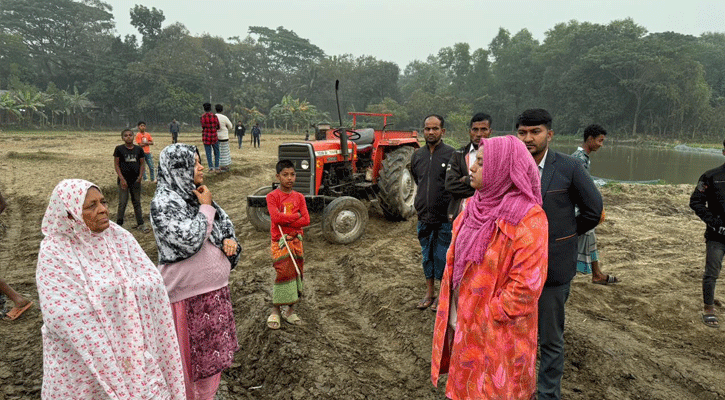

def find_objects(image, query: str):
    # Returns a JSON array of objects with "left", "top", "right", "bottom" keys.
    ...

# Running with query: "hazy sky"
[{"left": 105, "top": 0, "right": 725, "bottom": 68}]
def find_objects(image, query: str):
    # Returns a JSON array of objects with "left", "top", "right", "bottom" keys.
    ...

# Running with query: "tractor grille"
[{"left": 278, "top": 143, "right": 316, "bottom": 195}]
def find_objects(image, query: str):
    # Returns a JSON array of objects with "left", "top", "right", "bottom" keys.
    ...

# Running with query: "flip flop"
[
  {"left": 593, "top": 275, "right": 619, "bottom": 285},
  {"left": 267, "top": 313, "right": 281, "bottom": 330},
  {"left": 4, "top": 301, "right": 33, "bottom": 321},
  {"left": 702, "top": 313, "right": 719, "bottom": 328},
  {"left": 430, "top": 297, "right": 439, "bottom": 312},
  {"left": 283, "top": 312, "right": 302, "bottom": 326},
  {"left": 416, "top": 297, "right": 435, "bottom": 310}
]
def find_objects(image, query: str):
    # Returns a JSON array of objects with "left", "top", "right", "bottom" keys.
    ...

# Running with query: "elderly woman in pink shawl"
[
  {"left": 36, "top": 179, "right": 185, "bottom": 399},
  {"left": 431, "top": 135, "right": 549, "bottom": 400}
]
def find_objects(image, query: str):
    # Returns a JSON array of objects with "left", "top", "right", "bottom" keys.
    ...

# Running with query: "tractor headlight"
[{"left": 300, "top": 160, "right": 310, "bottom": 170}]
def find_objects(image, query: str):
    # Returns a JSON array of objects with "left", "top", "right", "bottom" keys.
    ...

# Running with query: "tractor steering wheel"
[{"left": 332, "top": 128, "right": 361, "bottom": 141}]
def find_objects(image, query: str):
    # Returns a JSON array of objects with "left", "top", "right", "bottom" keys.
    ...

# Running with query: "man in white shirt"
[
  {"left": 444, "top": 112, "right": 492, "bottom": 221},
  {"left": 215, "top": 104, "right": 235, "bottom": 172}
]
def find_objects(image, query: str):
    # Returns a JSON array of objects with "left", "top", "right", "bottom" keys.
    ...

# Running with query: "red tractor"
[{"left": 246, "top": 112, "right": 419, "bottom": 244}]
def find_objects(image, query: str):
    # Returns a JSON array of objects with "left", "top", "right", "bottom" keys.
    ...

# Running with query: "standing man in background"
[
  {"left": 571, "top": 124, "right": 617, "bottom": 285},
  {"left": 251, "top": 122, "right": 261, "bottom": 148},
  {"left": 135, "top": 121, "right": 155, "bottom": 183},
  {"left": 411, "top": 114, "right": 455, "bottom": 312},
  {"left": 445, "top": 112, "right": 493, "bottom": 222},
  {"left": 516, "top": 108, "right": 602, "bottom": 400},
  {"left": 200, "top": 102, "right": 220, "bottom": 172},
  {"left": 215, "top": 104, "right": 234, "bottom": 172},
  {"left": 169, "top": 119, "right": 180, "bottom": 144},
  {"left": 235, "top": 121, "right": 246, "bottom": 149}
]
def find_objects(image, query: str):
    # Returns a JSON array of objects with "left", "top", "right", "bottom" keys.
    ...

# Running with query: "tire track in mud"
[{"left": 225, "top": 215, "right": 443, "bottom": 399}]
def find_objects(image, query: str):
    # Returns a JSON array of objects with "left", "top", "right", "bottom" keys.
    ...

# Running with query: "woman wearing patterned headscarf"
[
  {"left": 36, "top": 179, "right": 185, "bottom": 399},
  {"left": 150, "top": 144, "right": 241, "bottom": 400},
  {"left": 431, "top": 135, "right": 548, "bottom": 400}
]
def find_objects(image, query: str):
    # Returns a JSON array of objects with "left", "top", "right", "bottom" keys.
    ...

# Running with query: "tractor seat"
[
  {"left": 351, "top": 128, "right": 375, "bottom": 146},
  {"left": 357, "top": 144, "right": 373, "bottom": 154}
]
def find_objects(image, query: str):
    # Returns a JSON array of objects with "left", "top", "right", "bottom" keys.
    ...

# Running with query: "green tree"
[
  {"left": 130, "top": 4, "right": 165, "bottom": 49},
  {"left": 0, "top": 33, "right": 30, "bottom": 89},
  {"left": 0, "top": 90, "right": 21, "bottom": 124},
  {"left": 366, "top": 98, "right": 410, "bottom": 130},
  {"left": 488, "top": 28, "right": 544, "bottom": 130},
  {"left": 248, "top": 26, "right": 325, "bottom": 74},
  {"left": 0, "top": 0, "right": 115, "bottom": 90},
  {"left": 13, "top": 87, "right": 49, "bottom": 126}
]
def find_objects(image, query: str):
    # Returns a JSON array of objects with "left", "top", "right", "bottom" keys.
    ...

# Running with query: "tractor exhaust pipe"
[{"left": 335, "top": 80, "right": 348, "bottom": 160}]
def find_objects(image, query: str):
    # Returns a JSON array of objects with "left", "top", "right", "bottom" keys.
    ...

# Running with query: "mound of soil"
[{"left": 1, "top": 131, "right": 724, "bottom": 399}]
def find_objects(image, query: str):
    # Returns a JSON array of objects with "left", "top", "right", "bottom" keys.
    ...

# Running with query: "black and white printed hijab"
[{"left": 150, "top": 144, "right": 241, "bottom": 268}]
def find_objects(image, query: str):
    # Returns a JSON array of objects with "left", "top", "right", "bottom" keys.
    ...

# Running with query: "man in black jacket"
[
  {"left": 690, "top": 140, "right": 725, "bottom": 328},
  {"left": 411, "top": 114, "right": 455, "bottom": 311},
  {"left": 516, "top": 109, "right": 603, "bottom": 400},
  {"left": 445, "top": 112, "right": 492, "bottom": 221}
]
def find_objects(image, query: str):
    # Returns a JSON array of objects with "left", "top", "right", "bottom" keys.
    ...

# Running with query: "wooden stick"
[{"left": 278, "top": 225, "right": 301, "bottom": 277}]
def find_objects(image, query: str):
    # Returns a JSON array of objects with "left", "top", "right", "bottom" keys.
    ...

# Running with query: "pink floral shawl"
[{"left": 36, "top": 179, "right": 185, "bottom": 399}]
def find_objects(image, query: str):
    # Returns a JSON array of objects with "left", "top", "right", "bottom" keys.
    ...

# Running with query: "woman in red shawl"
[{"left": 431, "top": 135, "right": 548, "bottom": 400}]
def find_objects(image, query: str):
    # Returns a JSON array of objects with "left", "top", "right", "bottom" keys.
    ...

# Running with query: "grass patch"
[{"left": 6, "top": 150, "right": 65, "bottom": 161}]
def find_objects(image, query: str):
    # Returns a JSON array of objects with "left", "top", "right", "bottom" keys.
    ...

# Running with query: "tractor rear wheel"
[
  {"left": 377, "top": 146, "right": 416, "bottom": 220},
  {"left": 322, "top": 196, "right": 368, "bottom": 244},
  {"left": 247, "top": 186, "right": 273, "bottom": 232}
]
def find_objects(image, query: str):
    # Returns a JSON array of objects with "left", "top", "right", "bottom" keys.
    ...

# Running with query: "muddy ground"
[{"left": 1, "top": 130, "right": 724, "bottom": 400}]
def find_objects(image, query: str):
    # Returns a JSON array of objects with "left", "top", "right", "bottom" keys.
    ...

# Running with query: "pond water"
[{"left": 553, "top": 142, "right": 724, "bottom": 185}]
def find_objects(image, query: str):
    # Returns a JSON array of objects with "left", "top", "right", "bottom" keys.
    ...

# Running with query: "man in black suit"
[
  {"left": 445, "top": 112, "right": 492, "bottom": 222},
  {"left": 516, "top": 109, "right": 603, "bottom": 400}
]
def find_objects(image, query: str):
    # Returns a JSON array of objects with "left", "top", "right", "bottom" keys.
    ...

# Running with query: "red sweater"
[{"left": 266, "top": 189, "right": 310, "bottom": 241}]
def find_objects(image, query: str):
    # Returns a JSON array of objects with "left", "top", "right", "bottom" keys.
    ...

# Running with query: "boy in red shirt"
[
  {"left": 266, "top": 160, "right": 310, "bottom": 329},
  {"left": 135, "top": 121, "right": 155, "bottom": 182}
]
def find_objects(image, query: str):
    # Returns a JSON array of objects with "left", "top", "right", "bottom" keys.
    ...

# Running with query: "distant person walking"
[
  {"left": 135, "top": 121, "right": 155, "bottom": 182},
  {"left": 169, "top": 119, "right": 180, "bottom": 144},
  {"left": 411, "top": 114, "right": 455, "bottom": 312},
  {"left": 215, "top": 104, "right": 234, "bottom": 172},
  {"left": 235, "top": 121, "right": 246, "bottom": 149},
  {"left": 200, "top": 102, "right": 220, "bottom": 172},
  {"left": 690, "top": 138, "right": 725, "bottom": 328},
  {"left": 251, "top": 122, "right": 261, "bottom": 148},
  {"left": 571, "top": 124, "right": 617, "bottom": 285}
]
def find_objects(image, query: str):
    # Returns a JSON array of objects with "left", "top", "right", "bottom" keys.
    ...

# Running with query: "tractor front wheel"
[
  {"left": 247, "top": 186, "right": 273, "bottom": 232},
  {"left": 377, "top": 146, "right": 416, "bottom": 220},
  {"left": 322, "top": 197, "right": 368, "bottom": 244}
]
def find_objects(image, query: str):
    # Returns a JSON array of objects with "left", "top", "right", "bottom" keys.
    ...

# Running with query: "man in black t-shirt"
[{"left": 113, "top": 128, "right": 149, "bottom": 232}]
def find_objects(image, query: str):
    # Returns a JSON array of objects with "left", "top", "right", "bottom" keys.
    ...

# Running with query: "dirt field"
[{"left": 1, "top": 130, "right": 724, "bottom": 400}]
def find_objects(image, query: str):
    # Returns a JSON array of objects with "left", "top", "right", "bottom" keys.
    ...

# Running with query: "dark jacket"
[
  {"left": 690, "top": 163, "right": 725, "bottom": 243},
  {"left": 411, "top": 142, "right": 455, "bottom": 224},
  {"left": 541, "top": 150, "right": 603, "bottom": 287},
  {"left": 445, "top": 142, "right": 477, "bottom": 221}
]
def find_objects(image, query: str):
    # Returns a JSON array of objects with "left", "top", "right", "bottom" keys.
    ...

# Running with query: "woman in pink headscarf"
[
  {"left": 431, "top": 135, "right": 548, "bottom": 400},
  {"left": 36, "top": 179, "right": 185, "bottom": 399}
]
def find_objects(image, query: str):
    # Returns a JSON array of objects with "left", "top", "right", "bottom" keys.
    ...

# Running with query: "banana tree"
[
  {"left": 0, "top": 91, "right": 22, "bottom": 125},
  {"left": 13, "top": 89, "right": 49, "bottom": 127}
]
